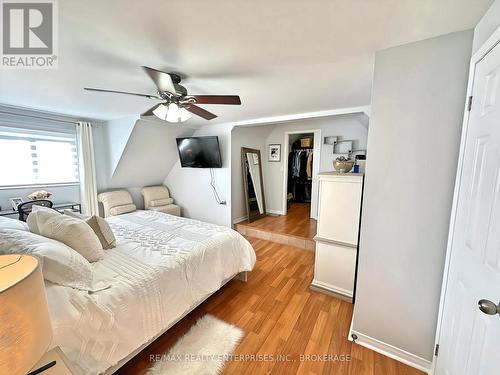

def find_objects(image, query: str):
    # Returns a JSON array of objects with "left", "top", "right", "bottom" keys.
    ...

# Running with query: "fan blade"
[
  {"left": 142, "top": 66, "right": 176, "bottom": 94},
  {"left": 186, "top": 105, "right": 217, "bottom": 120},
  {"left": 193, "top": 95, "right": 241, "bottom": 105},
  {"left": 84, "top": 87, "right": 160, "bottom": 99},
  {"left": 141, "top": 103, "right": 162, "bottom": 117}
]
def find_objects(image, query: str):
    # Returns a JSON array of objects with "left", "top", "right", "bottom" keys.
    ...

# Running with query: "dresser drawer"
[
  {"left": 312, "top": 241, "right": 357, "bottom": 298},
  {"left": 317, "top": 178, "right": 362, "bottom": 245}
]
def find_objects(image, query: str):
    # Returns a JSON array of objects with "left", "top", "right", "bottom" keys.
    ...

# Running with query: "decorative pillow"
[
  {"left": 109, "top": 204, "right": 136, "bottom": 216},
  {"left": 36, "top": 209, "right": 104, "bottom": 262},
  {"left": 85, "top": 216, "right": 116, "bottom": 250},
  {"left": 26, "top": 212, "right": 40, "bottom": 234},
  {"left": 0, "top": 228, "right": 93, "bottom": 290},
  {"left": 0, "top": 216, "right": 28, "bottom": 231},
  {"left": 63, "top": 211, "right": 116, "bottom": 250},
  {"left": 150, "top": 198, "right": 174, "bottom": 207},
  {"left": 63, "top": 209, "right": 88, "bottom": 220},
  {"left": 27, "top": 205, "right": 58, "bottom": 234}
]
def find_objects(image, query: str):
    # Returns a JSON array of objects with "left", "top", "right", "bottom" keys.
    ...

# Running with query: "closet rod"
[{"left": 0, "top": 109, "right": 79, "bottom": 125}]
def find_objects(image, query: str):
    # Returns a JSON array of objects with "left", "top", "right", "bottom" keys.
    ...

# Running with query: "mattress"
[{"left": 45, "top": 210, "right": 256, "bottom": 374}]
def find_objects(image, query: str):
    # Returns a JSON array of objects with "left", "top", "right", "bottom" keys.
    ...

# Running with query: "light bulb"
[
  {"left": 165, "top": 103, "right": 192, "bottom": 123},
  {"left": 179, "top": 108, "right": 192, "bottom": 122},
  {"left": 166, "top": 103, "right": 180, "bottom": 122},
  {"left": 152, "top": 104, "right": 168, "bottom": 120}
]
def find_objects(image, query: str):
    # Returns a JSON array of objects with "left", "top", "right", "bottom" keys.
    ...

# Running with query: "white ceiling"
[{"left": 0, "top": 0, "right": 492, "bottom": 126}]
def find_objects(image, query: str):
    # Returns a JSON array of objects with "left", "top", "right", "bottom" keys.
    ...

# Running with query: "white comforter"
[{"left": 45, "top": 210, "right": 256, "bottom": 374}]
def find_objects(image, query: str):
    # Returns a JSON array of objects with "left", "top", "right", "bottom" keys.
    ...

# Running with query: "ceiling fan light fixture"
[
  {"left": 179, "top": 108, "right": 192, "bottom": 122},
  {"left": 152, "top": 104, "right": 168, "bottom": 120},
  {"left": 165, "top": 103, "right": 192, "bottom": 123},
  {"left": 85, "top": 67, "right": 240, "bottom": 121}
]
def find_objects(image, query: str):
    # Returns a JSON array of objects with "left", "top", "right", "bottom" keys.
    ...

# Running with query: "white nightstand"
[{"left": 30, "top": 347, "right": 73, "bottom": 375}]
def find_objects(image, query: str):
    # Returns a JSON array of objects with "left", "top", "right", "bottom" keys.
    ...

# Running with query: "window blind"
[{"left": 0, "top": 124, "right": 79, "bottom": 187}]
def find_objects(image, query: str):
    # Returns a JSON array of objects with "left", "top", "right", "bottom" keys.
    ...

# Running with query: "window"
[{"left": 0, "top": 128, "right": 79, "bottom": 187}]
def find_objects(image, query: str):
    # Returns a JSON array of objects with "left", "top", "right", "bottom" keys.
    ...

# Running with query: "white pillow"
[
  {"left": 26, "top": 211, "right": 40, "bottom": 234},
  {"left": 150, "top": 198, "right": 174, "bottom": 207},
  {"left": 0, "top": 228, "right": 93, "bottom": 290},
  {"left": 62, "top": 209, "right": 87, "bottom": 220},
  {"left": 0, "top": 216, "right": 28, "bottom": 231},
  {"left": 63, "top": 211, "right": 116, "bottom": 250},
  {"left": 109, "top": 204, "right": 136, "bottom": 216},
  {"left": 27, "top": 205, "right": 57, "bottom": 234},
  {"left": 36, "top": 208, "right": 104, "bottom": 262}
]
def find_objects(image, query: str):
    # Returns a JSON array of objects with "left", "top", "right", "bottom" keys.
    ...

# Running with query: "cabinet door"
[
  {"left": 317, "top": 178, "right": 362, "bottom": 245},
  {"left": 313, "top": 241, "right": 357, "bottom": 297}
]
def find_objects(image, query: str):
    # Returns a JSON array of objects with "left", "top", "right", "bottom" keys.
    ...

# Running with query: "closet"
[{"left": 287, "top": 134, "right": 314, "bottom": 204}]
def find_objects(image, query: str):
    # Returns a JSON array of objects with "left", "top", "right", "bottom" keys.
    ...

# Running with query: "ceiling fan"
[{"left": 84, "top": 66, "right": 241, "bottom": 122}]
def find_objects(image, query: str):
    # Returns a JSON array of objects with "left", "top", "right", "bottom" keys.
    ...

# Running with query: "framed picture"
[
  {"left": 268, "top": 144, "right": 281, "bottom": 162},
  {"left": 10, "top": 197, "right": 23, "bottom": 211}
]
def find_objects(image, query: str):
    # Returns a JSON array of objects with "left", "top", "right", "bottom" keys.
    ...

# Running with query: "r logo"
[{"left": 2, "top": 2, "right": 53, "bottom": 54}]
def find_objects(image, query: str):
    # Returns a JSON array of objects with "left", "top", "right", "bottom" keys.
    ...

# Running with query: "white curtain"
[{"left": 76, "top": 122, "right": 99, "bottom": 216}]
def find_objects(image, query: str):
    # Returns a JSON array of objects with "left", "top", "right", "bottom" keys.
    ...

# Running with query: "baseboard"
[
  {"left": 311, "top": 279, "right": 353, "bottom": 299},
  {"left": 348, "top": 330, "right": 432, "bottom": 373},
  {"left": 310, "top": 283, "right": 352, "bottom": 303},
  {"left": 266, "top": 209, "right": 284, "bottom": 215},
  {"left": 232, "top": 215, "right": 248, "bottom": 224},
  {"left": 233, "top": 211, "right": 282, "bottom": 223}
]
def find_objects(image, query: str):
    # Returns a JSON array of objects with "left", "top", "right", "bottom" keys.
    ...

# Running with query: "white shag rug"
[{"left": 147, "top": 315, "right": 244, "bottom": 375}]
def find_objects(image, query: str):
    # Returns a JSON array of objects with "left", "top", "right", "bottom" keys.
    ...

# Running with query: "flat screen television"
[{"left": 176, "top": 136, "right": 222, "bottom": 168}]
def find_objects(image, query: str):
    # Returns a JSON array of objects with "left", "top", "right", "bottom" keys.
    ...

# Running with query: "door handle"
[{"left": 478, "top": 299, "right": 500, "bottom": 316}]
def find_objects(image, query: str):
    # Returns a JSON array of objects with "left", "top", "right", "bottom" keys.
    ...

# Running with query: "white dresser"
[{"left": 312, "top": 172, "right": 364, "bottom": 302}]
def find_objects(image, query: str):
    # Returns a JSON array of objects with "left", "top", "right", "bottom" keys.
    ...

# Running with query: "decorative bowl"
[{"left": 333, "top": 160, "right": 354, "bottom": 173}]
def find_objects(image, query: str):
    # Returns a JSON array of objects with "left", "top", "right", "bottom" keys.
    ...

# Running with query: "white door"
[{"left": 435, "top": 42, "right": 500, "bottom": 374}]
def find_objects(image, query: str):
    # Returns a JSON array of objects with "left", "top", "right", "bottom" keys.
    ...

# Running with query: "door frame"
[
  {"left": 282, "top": 129, "right": 321, "bottom": 219},
  {"left": 431, "top": 27, "right": 500, "bottom": 375}
]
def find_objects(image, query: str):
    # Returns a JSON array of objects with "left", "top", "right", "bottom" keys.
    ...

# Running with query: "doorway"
[{"left": 282, "top": 129, "right": 321, "bottom": 219}]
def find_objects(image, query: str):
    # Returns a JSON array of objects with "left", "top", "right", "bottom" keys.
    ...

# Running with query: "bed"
[{"left": 2, "top": 210, "right": 256, "bottom": 374}]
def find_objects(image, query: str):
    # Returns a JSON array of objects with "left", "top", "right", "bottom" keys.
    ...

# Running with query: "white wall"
[
  {"left": 164, "top": 123, "right": 233, "bottom": 227},
  {"left": 93, "top": 117, "right": 194, "bottom": 209},
  {"left": 351, "top": 30, "right": 473, "bottom": 364},
  {"left": 106, "top": 115, "right": 138, "bottom": 177},
  {"left": 472, "top": 0, "right": 500, "bottom": 53}
]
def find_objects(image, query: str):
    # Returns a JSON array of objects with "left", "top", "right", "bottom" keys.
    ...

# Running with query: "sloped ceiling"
[
  {"left": 0, "top": 0, "right": 492, "bottom": 127},
  {"left": 96, "top": 117, "right": 194, "bottom": 193}
]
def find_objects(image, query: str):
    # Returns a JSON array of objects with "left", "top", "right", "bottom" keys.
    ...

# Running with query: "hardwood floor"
[
  {"left": 116, "top": 237, "right": 424, "bottom": 375},
  {"left": 239, "top": 203, "right": 317, "bottom": 239}
]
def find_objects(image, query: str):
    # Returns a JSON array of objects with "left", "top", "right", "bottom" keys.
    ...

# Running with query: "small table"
[
  {"left": 30, "top": 346, "right": 74, "bottom": 375},
  {"left": 0, "top": 202, "right": 81, "bottom": 218}
]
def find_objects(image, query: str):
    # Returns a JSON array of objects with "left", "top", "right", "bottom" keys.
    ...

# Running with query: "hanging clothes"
[
  {"left": 289, "top": 149, "right": 313, "bottom": 178},
  {"left": 288, "top": 149, "right": 313, "bottom": 203},
  {"left": 306, "top": 151, "right": 313, "bottom": 179}
]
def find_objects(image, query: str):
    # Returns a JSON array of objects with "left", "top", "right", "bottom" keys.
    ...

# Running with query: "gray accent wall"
[{"left": 351, "top": 30, "right": 473, "bottom": 362}]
